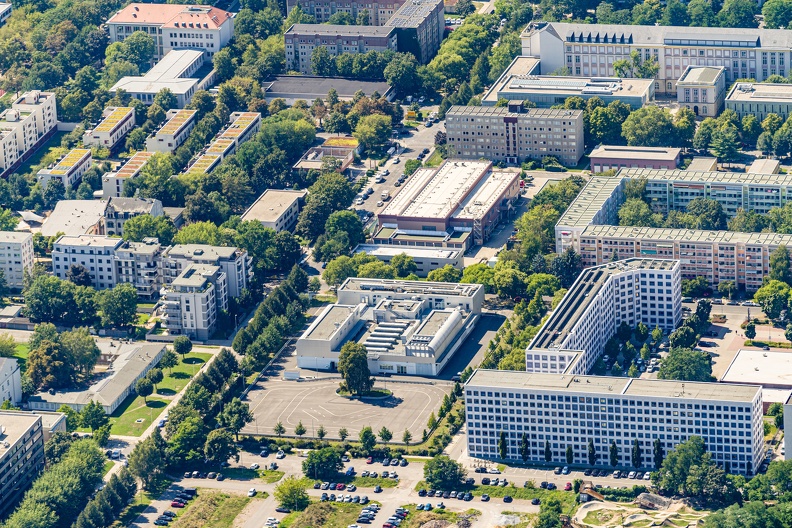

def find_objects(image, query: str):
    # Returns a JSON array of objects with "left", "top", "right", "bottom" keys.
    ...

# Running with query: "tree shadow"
[
  {"left": 170, "top": 372, "right": 191, "bottom": 380},
  {"left": 156, "top": 388, "right": 177, "bottom": 397},
  {"left": 183, "top": 357, "right": 205, "bottom": 365}
]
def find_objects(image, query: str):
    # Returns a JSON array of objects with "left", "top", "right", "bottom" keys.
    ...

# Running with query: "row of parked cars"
[
  {"left": 418, "top": 488, "right": 474, "bottom": 501},
  {"left": 368, "top": 457, "right": 409, "bottom": 467},
  {"left": 320, "top": 492, "right": 370, "bottom": 504},
  {"left": 347, "top": 502, "right": 379, "bottom": 526},
  {"left": 182, "top": 470, "right": 225, "bottom": 481},
  {"left": 382, "top": 506, "right": 408, "bottom": 528}
]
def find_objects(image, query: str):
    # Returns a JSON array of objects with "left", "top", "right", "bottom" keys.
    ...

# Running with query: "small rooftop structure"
[
  {"left": 677, "top": 66, "right": 724, "bottom": 85},
  {"left": 686, "top": 157, "right": 718, "bottom": 171},
  {"left": 110, "top": 50, "right": 208, "bottom": 108},
  {"left": 747, "top": 158, "right": 780, "bottom": 174}
]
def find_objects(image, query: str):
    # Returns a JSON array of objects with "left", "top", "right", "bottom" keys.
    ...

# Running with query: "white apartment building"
[
  {"left": 0, "top": 91, "right": 57, "bottom": 177},
  {"left": 106, "top": 3, "right": 234, "bottom": 61},
  {"left": 241, "top": 189, "right": 308, "bottom": 232},
  {"left": 103, "top": 197, "right": 164, "bottom": 237},
  {"left": 0, "top": 358, "right": 21, "bottom": 405},
  {"left": 82, "top": 107, "right": 136, "bottom": 150},
  {"left": 0, "top": 232, "right": 33, "bottom": 290},
  {"left": 285, "top": 24, "right": 398, "bottom": 74},
  {"left": 114, "top": 239, "right": 165, "bottom": 300},
  {"left": 526, "top": 259, "right": 681, "bottom": 376},
  {"left": 445, "top": 106, "right": 585, "bottom": 166},
  {"left": 0, "top": 412, "right": 44, "bottom": 518},
  {"left": 102, "top": 151, "right": 154, "bottom": 199},
  {"left": 163, "top": 244, "right": 252, "bottom": 298},
  {"left": 465, "top": 369, "right": 764, "bottom": 475},
  {"left": 521, "top": 21, "right": 792, "bottom": 94},
  {"left": 145, "top": 109, "right": 197, "bottom": 153},
  {"left": 52, "top": 235, "right": 123, "bottom": 290},
  {"left": 37, "top": 148, "right": 92, "bottom": 189},
  {"left": 161, "top": 264, "right": 226, "bottom": 341},
  {"left": 676, "top": 66, "right": 726, "bottom": 117}
]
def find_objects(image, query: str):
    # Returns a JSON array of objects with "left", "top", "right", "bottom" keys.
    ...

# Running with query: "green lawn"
[
  {"left": 103, "top": 460, "right": 115, "bottom": 475},
  {"left": 170, "top": 490, "right": 260, "bottom": 528},
  {"left": 280, "top": 501, "right": 376, "bottom": 528},
  {"left": 352, "top": 476, "right": 398, "bottom": 488},
  {"left": 12, "top": 344, "right": 29, "bottom": 373},
  {"left": 109, "top": 395, "right": 169, "bottom": 436},
  {"left": 414, "top": 480, "right": 576, "bottom": 513},
  {"left": 156, "top": 352, "right": 212, "bottom": 395},
  {"left": 424, "top": 149, "right": 444, "bottom": 167},
  {"left": 220, "top": 468, "right": 284, "bottom": 483},
  {"left": 16, "top": 131, "right": 67, "bottom": 176},
  {"left": 399, "top": 504, "right": 480, "bottom": 528},
  {"left": 136, "top": 313, "right": 150, "bottom": 325}
]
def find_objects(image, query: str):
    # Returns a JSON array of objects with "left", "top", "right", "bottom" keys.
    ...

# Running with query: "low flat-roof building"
[
  {"left": 41, "top": 199, "right": 107, "bottom": 237},
  {"left": 726, "top": 82, "right": 792, "bottom": 120},
  {"left": 676, "top": 65, "right": 726, "bottom": 117},
  {"left": 372, "top": 226, "right": 471, "bottom": 251},
  {"left": 146, "top": 109, "right": 198, "bottom": 153},
  {"left": 110, "top": 50, "right": 209, "bottom": 108},
  {"left": 0, "top": 412, "right": 45, "bottom": 518},
  {"left": 445, "top": 106, "right": 585, "bottom": 166},
  {"left": 385, "top": 0, "right": 445, "bottom": 63},
  {"left": 722, "top": 349, "right": 792, "bottom": 391},
  {"left": 27, "top": 343, "right": 166, "bottom": 414},
  {"left": 297, "top": 278, "right": 484, "bottom": 376},
  {"left": 37, "top": 148, "right": 92, "bottom": 189},
  {"left": 83, "top": 107, "right": 135, "bottom": 150},
  {"left": 747, "top": 158, "right": 780, "bottom": 174},
  {"left": 686, "top": 157, "right": 718, "bottom": 171},
  {"left": 589, "top": 146, "right": 681, "bottom": 173},
  {"left": 263, "top": 75, "right": 394, "bottom": 105},
  {"left": 294, "top": 144, "right": 356, "bottom": 173},
  {"left": 185, "top": 112, "right": 261, "bottom": 174},
  {"left": 482, "top": 57, "right": 653, "bottom": 108},
  {"left": 241, "top": 189, "right": 308, "bottom": 232},
  {"left": 102, "top": 151, "right": 154, "bottom": 199},
  {"left": 377, "top": 159, "right": 520, "bottom": 248},
  {"left": 285, "top": 24, "right": 398, "bottom": 74},
  {"left": 354, "top": 244, "right": 463, "bottom": 276}
]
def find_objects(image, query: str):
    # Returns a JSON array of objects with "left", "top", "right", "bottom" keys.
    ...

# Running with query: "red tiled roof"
[{"left": 107, "top": 3, "right": 232, "bottom": 28}]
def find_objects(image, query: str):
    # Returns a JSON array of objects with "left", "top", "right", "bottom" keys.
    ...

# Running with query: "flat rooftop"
[
  {"left": 94, "top": 107, "right": 133, "bottom": 133},
  {"left": 354, "top": 244, "right": 461, "bottom": 260},
  {"left": 220, "top": 112, "right": 260, "bottom": 140},
  {"left": 381, "top": 160, "right": 490, "bottom": 220},
  {"left": 467, "top": 369, "right": 760, "bottom": 402},
  {"left": 263, "top": 76, "right": 392, "bottom": 101},
  {"left": 111, "top": 50, "right": 205, "bottom": 95},
  {"left": 678, "top": 66, "right": 724, "bottom": 84},
  {"left": 685, "top": 157, "right": 718, "bottom": 171},
  {"left": 340, "top": 277, "right": 481, "bottom": 298},
  {"left": 622, "top": 168, "right": 792, "bottom": 186},
  {"left": 386, "top": 0, "right": 441, "bottom": 27},
  {"left": 167, "top": 244, "right": 239, "bottom": 260},
  {"left": 531, "top": 259, "right": 678, "bottom": 350},
  {"left": 0, "top": 231, "right": 31, "bottom": 243},
  {"left": 287, "top": 23, "right": 395, "bottom": 36},
  {"left": 304, "top": 304, "right": 357, "bottom": 340},
  {"left": 747, "top": 158, "right": 780, "bottom": 174},
  {"left": 722, "top": 349, "right": 792, "bottom": 388},
  {"left": 557, "top": 176, "right": 622, "bottom": 228},
  {"left": 727, "top": 81, "right": 792, "bottom": 102},
  {"left": 46, "top": 149, "right": 91, "bottom": 175},
  {"left": 589, "top": 145, "right": 681, "bottom": 161},
  {"left": 454, "top": 170, "right": 518, "bottom": 221},
  {"left": 172, "top": 264, "right": 218, "bottom": 288},
  {"left": 115, "top": 151, "right": 154, "bottom": 179},
  {"left": 0, "top": 412, "right": 39, "bottom": 451},
  {"left": 41, "top": 200, "right": 107, "bottom": 237},
  {"left": 447, "top": 106, "right": 584, "bottom": 119},
  {"left": 157, "top": 109, "right": 197, "bottom": 137},
  {"left": 55, "top": 235, "right": 123, "bottom": 249},
  {"left": 242, "top": 189, "right": 308, "bottom": 223},
  {"left": 582, "top": 224, "right": 792, "bottom": 246}
]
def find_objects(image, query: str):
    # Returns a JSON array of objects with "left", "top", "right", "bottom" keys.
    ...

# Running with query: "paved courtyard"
[{"left": 242, "top": 378, "right": 450, "bottom": 440}]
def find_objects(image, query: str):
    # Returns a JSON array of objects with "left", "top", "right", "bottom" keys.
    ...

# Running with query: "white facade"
[
  {"left": 161, "top": 264, "right": 225, "bottom": 341},
  {"left": 83, "top": 107, "right": 136, "bottom": 150},
  {"left": 676, "top": 66, "right": 726, "bottom": 117},
  {"left": 521, "top": 21, "right": 792, "bottom": 94},
  {"left": 241, "top": 189, "right": 308, "bottom": 232},
  {"left": 0, "top": 91, "right": 57, "bottom": 176},
  {"left": 52, "top": 235, "right": 123, "bottom": 290},
  {"left": 163, "top": 244, "right": 251, "bottom": 298},
  {"left": 466, "top": 370, "right": 764, "bottom": 475},
  {"left": 0, "top": 358, "right": 21, "bottom": 405},
  {"left": 146, "top": 109, "right": 197, "bottom": 153},
  {"left": 0, "top": 3, "right": 12, "bottom": 25},
  {"left": 353, "top": 244, "right": 463, "bottom": 277},
  {"left": 37, "top": 148, "right": 92, "bottom": 189},
  {"left": 110, "top": 50, "right": 208, "bottom": 108},
  {"left": 102, "top": 151, "right": 154, "bottom": 199},
  {"left": 106, "top": 4, "right": 234, "bottom": 61},
  {"left": 103, "top": 197, "right": 165, "bottom": 237},
  {"left": 0, "top": 232, "right": 33, "bottom": 290}
]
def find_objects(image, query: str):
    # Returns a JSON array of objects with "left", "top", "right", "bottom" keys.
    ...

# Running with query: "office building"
[
  {"left": 0, "top": 358, "right": 21, "bottom": 405},
  {"left": 146, "top": 109, "right": 198, "bottom": 153},
  {"left": 52, "top": 235, "right": 124, "bottom": 290},
  {"left": 589, "top": 146, "right": 681, "bottom": 173},
  {"left": 163, "top": 244, "right": 252, "bottom": 298},
  {"left": 676, "top": 66, "right": 726, "bottom": 117},
  {"left": 521, "top": 21, "right": 792, "bottom": 94},
  {"left": 465, "top": 369, "right": 763, "bottom": 475},
  {"left": 297, "top": 278, "right": 484, "bottom": 376},
  {"left": 41, "top": 200, "right": 107, "bottom": 237},
  {"left": 285, "top": 24, "right": 398, "bottom": 74},
  {"left": 83, "top": 107, "right": 136, "bottom": 150},
  {"left": 103, "top": 197, "right": 165, "bottom": 237},
  {"left": 106, "top": 3, "right": 234, "bottom": 61},
  {"left": 114, "top": 239, "right": 166, "bottom": 299},
  {"left": 241, "top": 189, "right": 308, "bottom": 232},
  {"left": 483, "top": 57, "right": 653, "bottom": 108},
  {"left": 102, "top": 151, "right": 154, "bottom": 199},
  {"left": 0, "top": 412, "right": 44, "bottom": 518},
  {"left": 526, "top": 259, "right": 680, "bottom": 376},
  {"left": 110, "top": 50, "right": 210, "bottom": 108},
  {"left": 0, "top": 232, "right": 33, "bottom": 290},
  {"left": 27, "top": 343, "right": 166, "bottom": 414},
  {"left": 286, "top": 0, "right": 407, "bottom": 25},
  {"left": 185, "top": 112, "right": 261, "bottom": 174},
  {"left": 377, "top": 159, "right": 520, "bottom": 248},
  {"left": 37, "top": 148, "right": 92, "bottom": 189},
  {"left": 0, "top": 91, "right": 57, "bottom": 177},
  {"left": 353, "top": 244, "right": 463, "bottom": 276},
  {"left": 161, "top": 264, "right": 225, "bottom": 341},
  {"left": 385, "top": 0, "right": 445, "bottom": 64},
  {"left": 726, "top": 82, "right": 792, "bottom": 121},
  {"left": 445, "top": 106, "right": 585, "bottom": 166}
]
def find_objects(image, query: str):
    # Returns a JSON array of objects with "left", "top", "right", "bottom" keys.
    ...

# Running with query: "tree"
[
  {"left": 610, "top": 441, "right": 619, "bottom": 467},
  {"left": 128, "top": 435, "right": 164, "bottom": 490},
  {"left": 173, "top": 336, "right": 193, "bottom": 358},
  {"left": 718, "top": 0, "right": 759, "bottom": 28},
  {"left": 622, "top": 106, "right": 676, "bottom": 147},
  {"left": 493, "top": 267, "right": 528, "bottom": 298},
  {"left": 27, "top": 340, "right": 74, "bottom": 390},
  {"left": 338, "top": 427, "right": 349, "bottom": 441},
  {"left": 618, "top": 198, "right": 660, "bottom": 227},
  {"left": 354, "top": 114, "right": 392, "bottom": 151},
  {"left": 146, "top": 368, "right": 163, "bottom": 393},
  {"left": 274, "top": 421, "right": 285, "bottom": 437},
  {"left": 631, "top": 439, "right": 642, "bottom": 468},
  {"left": 57, "top": 404, "right": 81, "bottom": 432},
  {"left": 718, "top": 280, "right": 737, "bottom": 300},
  {"left": 338, "top": 342, "right": 373, "bottom": 395},
  {"left": 274, "top": 476, "right": 310, "bottom": 511},
  {"left": 536, "top": 497, "right": 563, "bottom": 528},
  {"left": 159, "top": 350, "right": 178, "bottom": 374},
  {"left": 67, "top": 264, "right": 92, "bottom": 287},
  {"left": 122, "top": 215, "right": 177, "bottom": 245},
  {"left": 294, "top": 421, "right": 306, "bottom": 437},
  {"left": 302, "top": 447, "right": 343, "bottom": 479},
  {"left": 566, "top": 445, "right": 574, "bottom": 464},
  {"left": 310, "top": 46, "right": 336, "bottom": 77},
  {"left": 428, "top": 264, "right": 463, "bottom": 283},
  {"left": 403, "top": 429, "right": 412, "bottom": 445},
  {"left": 204, "top": 428, "right": 239, "bottom": 465},
  {"left": 688, "top": 0, "right": 716, "bottom": 26},
  {"left": 710, "top": 126, "right": 740, "bottom": 165},
  {"left": 384, "top": 54, "right": 421, "bottom": 95},
  {"left": 498, "top": 431, "right": 508, "bottom": 459},
  {"left": 544, "top": 440, "right": 552, "bottom": 462},
  {"left": 653, "top": 438, "right": 664, "bottom": 468},
  {"left": 770, "top": 245, "right": 792, "bottom": 284},
  {"left": 98, "top": 283, "right": 138, "bottom": 328},
  {"left": 588, "top": 439, "right": 597, "bottom": 465},
  {"left": 389, "top": 253, "right": 418, "bottom": 278},
  {"left": 424, "top": 455, "right": 466, "bottom": 489},
  {"left": 754, "top": 279, "right": 790, "bottom": 319},
  {"left": 353, "top": 426, "right": 375, "bottom": 454},
  {"left": 661, "top": 0, "right": 689, "bottom": 25},
  {"left": 520, "top": 433, "right": 530, "bottom": 462},
  {"left": 136, "top": 378, "right": 153, "bottom": 403},
  {"left": 379, "top": 426, "right": 393, "bottom": 443},
  {"left": 745, "top": 321, "right": 757, "bottom": 340},
  {"left": 634, "top": 322, "right": 649, "bottom": 343},
  {"left": 654, "top": 436, "right": 706, "bottom": 495},
  {"left": 81, "top": 400, "right": 109, "bottom": 432},
  {"left": 668, "top": 326, "right": 697, "bottom": 349},
  {"left": 658, "top": 348, "right": 713, "bottom": 381},
  {"left": 218, "top": 398, "right": 253, "bottom": 440}
]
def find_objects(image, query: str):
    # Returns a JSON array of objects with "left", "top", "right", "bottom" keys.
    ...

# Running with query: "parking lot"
[{"left": 241, "top": 377, "right": 450, "bottom": 440}]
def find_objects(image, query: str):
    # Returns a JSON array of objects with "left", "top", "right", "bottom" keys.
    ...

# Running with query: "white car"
[
  {"left": 377, "top": 200, "right": 384, "bottom": 207},
  {"left": 248, "top": 488, "right": 257, "bottom": 497},
  {"left": 250, "top": 463, "right": 260, "bottom": 470},
  {"left": 392, "top": 157, "right": 400, "bottom": 164},
  {"left": 488, "top": 467, "right": 501, "bottom": 474},
  {"left": 643, "top": 473, "right": 651, "bottom": 480},
  {"left": 355, "top": 197, "right": 364, "bottom": 205},
  {"left": 276, "top": 451, "right": 286, "bottom": 459}
]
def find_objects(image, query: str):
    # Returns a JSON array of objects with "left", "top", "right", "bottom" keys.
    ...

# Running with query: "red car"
[
  {"left": 564, "top": 482, "right": 572, "bottom": 491},
  {"left": 171, "top": 501, "right": 185, "bottom": 508},
  {"left": 336, "top": 483, "right": 345, "bottom": 490},
  {"left": 366, "top": 457, "right": 373, "bottom": 464}
]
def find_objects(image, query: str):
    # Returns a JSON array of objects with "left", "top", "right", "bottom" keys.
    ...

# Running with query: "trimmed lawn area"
[
  {"left": 352, "top": 476, "right": 398, "bottom": 488},
  {"left": 424, "top": 149, "right": 444, "bottom": 167},
  {"left": 399, "top": 504, "right": 480, "bottom": 528},
  {"left": 170, "top": 490, "right": 260, "bottom": 528},
  {"left": 221, "top": 468, "right": 284, "bottom": 483},
  {"left": 280, "top": 501, "right": 378, "bottom": 528},
  {"left": 103, "top": 460, "right": 115, "bottom": 475},
  {"left": 16, "top": 131, "right": 67, "bottom": 176},
  {"left": 109, "top": 395, "right": 168, "bottom": 436},
  {"left": 156, "top": 352, "right": 212, "bottom": 395},
  {"left": 260, "top": 469, "right": 285, "bottom": 483},
  {"left": 12, "top": 344, "right": 29, "bottom": 373}
]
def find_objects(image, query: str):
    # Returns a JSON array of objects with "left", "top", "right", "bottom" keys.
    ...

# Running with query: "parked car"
[
  {"left": 481, "top": 494, "right": 490, "bottom": 501},
  {"left": 504, "top": 496, "right": 513, "bottom": 503},
  {"left": 248, "top": 488, "right": 257, "bottom": 497},
  {"left": 553, "top": 467, "right": 562, "bottom": 474},
  {"left": 250, "top": 463, "right": 259, "bottom": 470}
]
